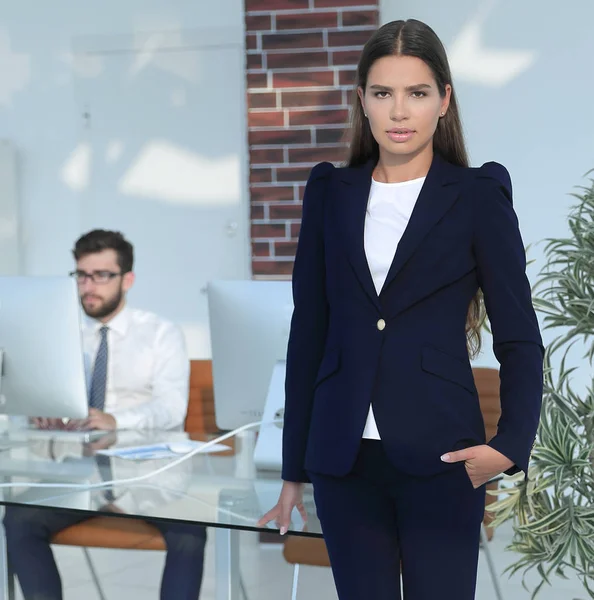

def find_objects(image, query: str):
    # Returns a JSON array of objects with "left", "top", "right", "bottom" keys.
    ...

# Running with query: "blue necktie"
[
  {"left": 89, "top": 326, "right": 108, "bottom": 411},
  {"left": 88, "top": 326, "right": 115, "bottom": 501}
]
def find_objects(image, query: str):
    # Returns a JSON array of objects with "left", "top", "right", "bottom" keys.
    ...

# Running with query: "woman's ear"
[
  {"left": 441, "top": 83, "right": 452, "bottom": 116},
  {"left": 357, "top": 86, "right": 366, "bottom": 116}
]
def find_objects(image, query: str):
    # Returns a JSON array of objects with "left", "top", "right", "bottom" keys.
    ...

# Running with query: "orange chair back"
[
  {"left": 472, "top": 367, "right": 501, "bottom": 443},
  {"left": 184, "top": 360, "right": 218, "bottom": 434}
]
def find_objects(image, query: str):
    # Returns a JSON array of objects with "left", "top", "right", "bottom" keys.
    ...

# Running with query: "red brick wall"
[{"left": 245, "top": 0, "right": 379, "bottom": 277}]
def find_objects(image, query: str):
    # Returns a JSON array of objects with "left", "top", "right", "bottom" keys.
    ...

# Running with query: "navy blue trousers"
[
  {"left": 3, "top": 507, "right": 207, "bottom": 600},
  {"left": 308, "top": 439, "right": 486, "bottom": 600}
]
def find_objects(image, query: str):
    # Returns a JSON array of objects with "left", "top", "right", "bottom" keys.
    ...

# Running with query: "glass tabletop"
[{"left": 0, "top": 428, "right": 323, "bottom": 538}]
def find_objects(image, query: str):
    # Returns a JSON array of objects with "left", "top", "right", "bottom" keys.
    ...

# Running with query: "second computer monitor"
[{"left": 207, "top": 280, "right": 293, "bottom": 431}]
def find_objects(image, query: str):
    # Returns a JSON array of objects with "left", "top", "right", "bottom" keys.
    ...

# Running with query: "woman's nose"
[{"left": 390, "top": 95, "right": 408, "bottom": 121}]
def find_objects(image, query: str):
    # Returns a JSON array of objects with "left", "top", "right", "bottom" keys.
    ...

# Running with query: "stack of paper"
[{"left": 96, "top": 440, "right": 229, "bottom": 460}]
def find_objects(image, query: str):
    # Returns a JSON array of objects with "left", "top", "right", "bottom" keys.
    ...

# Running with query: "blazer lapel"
[
  {"left": 339, "top": 159, "right": 381, "bottom": 311},
  {"left": 380, "top": 154, "right": 462, "bottom": 295}
]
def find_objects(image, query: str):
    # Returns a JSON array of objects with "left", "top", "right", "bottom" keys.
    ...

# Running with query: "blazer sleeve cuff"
[
  {"left": 487, "top": 432, "right": 532, "bottom": 480},
  {"left": 281, "top": 464, "right": 311, "bottom": 484}
]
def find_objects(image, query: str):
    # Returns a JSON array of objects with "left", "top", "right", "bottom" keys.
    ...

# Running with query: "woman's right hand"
[{"left": 257, "top": 481, "right": 307, "bottom": 535}]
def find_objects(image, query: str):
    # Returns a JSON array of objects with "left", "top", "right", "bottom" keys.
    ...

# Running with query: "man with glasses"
[{"left": 4, "top": 229, "right": 208, "bottom": 599}]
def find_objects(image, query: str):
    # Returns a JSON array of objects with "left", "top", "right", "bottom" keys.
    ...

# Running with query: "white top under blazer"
[{"left": 362, "top": 175, "right": 426, "bottom": 439}]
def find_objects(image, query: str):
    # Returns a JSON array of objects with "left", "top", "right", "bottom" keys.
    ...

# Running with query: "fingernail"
[
  {"left": 280, "top": 526, "right": 287, "bottom": 535},
  {"left": 441, "top": 454, "right": 450, "bottom": 462}
]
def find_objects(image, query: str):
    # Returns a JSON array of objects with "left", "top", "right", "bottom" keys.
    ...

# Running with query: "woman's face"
[{"left": 358, "top": 54, "right": 451, "bottom": 162}]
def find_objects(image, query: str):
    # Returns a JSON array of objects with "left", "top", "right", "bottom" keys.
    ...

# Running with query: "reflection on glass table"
[{"left": 0, "top": 428, "right": 321, "bottom": 600}]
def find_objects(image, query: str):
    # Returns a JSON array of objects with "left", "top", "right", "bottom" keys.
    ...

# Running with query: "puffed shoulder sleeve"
[{"left": 472, "top": 161, "right": 544, "bottom": 478}]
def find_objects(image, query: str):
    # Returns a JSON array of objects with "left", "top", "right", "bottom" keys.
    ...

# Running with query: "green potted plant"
[{"left": 487, "top": 170, "right": 594, "bottom": 598}]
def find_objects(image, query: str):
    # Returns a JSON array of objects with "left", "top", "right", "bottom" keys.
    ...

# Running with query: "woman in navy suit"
[{"left": 259, "top": 19, "right": 543, "bottom": 600}]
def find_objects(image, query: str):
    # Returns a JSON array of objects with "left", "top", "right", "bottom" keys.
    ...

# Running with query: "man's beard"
[{"left": 81, "top": 287, "right": 123, "bottom": 319}]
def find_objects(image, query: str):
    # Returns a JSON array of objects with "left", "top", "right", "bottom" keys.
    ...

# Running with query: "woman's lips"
[{"left": 386, "top": 129, "right": 415, "bottom": 143}]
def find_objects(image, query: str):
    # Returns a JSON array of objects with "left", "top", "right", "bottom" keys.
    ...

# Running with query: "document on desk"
[{"left": 96, "top": 441, "right": 229, "bottom": 460}]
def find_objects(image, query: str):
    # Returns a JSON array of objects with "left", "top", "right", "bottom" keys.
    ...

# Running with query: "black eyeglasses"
[{"left": 69, "top": 270, "right": 123, "bottom": 285}]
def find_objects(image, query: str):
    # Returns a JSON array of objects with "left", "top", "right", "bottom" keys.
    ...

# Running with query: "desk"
[{"left": 0, "top": 429, "right": 322, "bottom": 600}]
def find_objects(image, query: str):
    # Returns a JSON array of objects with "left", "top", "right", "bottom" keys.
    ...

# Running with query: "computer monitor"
[
  {"left": 207, "top": 280, "right": 293, "bottom": 431},
  {"left": 0, "top": 276, "right": 89, "bottom": 419}
]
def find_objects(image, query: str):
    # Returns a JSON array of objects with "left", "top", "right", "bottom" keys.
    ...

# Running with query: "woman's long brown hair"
[{"left": 346, "top": 19, "right": 485, "bottom": 358}]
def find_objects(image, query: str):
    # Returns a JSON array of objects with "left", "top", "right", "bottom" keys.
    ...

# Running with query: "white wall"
[
  {"left": 0, "top": 0, "right": 250, "bottom": 357},
  {"left": 380, "top": 0, "right": 594, "bottom": 388}
]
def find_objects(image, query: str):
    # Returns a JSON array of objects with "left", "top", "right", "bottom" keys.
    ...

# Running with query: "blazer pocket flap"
[
  {"left": 314, "top": 349, "right": 340, "bottom": 387},
  {"left": 421, "top": 346, "right": 475, "bottom": 393}
]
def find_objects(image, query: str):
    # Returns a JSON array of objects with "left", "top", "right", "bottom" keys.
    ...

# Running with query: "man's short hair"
[{"left": 73, "top": 229, "right": 134, "bottom": 273}]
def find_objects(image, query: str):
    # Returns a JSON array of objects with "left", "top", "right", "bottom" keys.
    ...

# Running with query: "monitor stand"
[{"left": 253, "top": 360, "right": 286, "bottom": 472}]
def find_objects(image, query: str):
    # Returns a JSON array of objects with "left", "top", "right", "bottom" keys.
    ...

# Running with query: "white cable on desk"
[{"left": 0, "top": 419, "right": 281, "bottom": 493}]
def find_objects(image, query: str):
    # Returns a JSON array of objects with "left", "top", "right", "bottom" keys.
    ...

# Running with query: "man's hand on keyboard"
[
  {"left": 87, "top": 408, "right": 117, "bottom": 431},
  {"left": 31, "top": 411, "right": 117, "bottom": 432},
  {"left": 31, "top": 418, "right": 66, "bottom": 430}
]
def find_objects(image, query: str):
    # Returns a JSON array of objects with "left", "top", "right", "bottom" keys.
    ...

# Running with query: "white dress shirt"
[
  {"left": 82, "top": 305, "right": 189, "bottom": 431},
  {"left": 362, "top": 176, "right": 425, "bottom": 439}
]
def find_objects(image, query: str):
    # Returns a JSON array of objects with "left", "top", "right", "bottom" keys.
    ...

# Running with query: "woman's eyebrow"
[{"left": 368, "top": 83, "right": 433, "bottom": 92}]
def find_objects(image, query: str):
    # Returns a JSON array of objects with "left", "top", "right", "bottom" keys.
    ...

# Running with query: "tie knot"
[{"left": 99, "top": 326, "right": 108, "bottom": 338}]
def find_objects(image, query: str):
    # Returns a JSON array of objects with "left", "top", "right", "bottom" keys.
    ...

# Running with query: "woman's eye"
[
  {"left": 374, "top": 91, "right": 390, "bottom": 98},
  {"left": 411, "top": 91, "right": 427, "bottom": 98}
]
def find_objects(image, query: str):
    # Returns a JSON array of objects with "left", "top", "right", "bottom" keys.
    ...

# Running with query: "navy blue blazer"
[{"left": 281, "top": 153, "right": 544, "bottom": 483}]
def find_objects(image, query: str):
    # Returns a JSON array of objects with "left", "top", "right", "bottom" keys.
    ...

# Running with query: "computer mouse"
[{"left": 167, "top": 442, "right": 195, "bottom": 454}]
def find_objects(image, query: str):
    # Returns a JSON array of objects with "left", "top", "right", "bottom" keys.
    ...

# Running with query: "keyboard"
[{"left": 7, "top": 428, "right": 111, "bottom": 443}]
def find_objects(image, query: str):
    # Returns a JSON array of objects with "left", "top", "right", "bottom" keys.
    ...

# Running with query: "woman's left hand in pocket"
[{"left": 440, "top": 445, "right": 514, "bottom": 488}]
